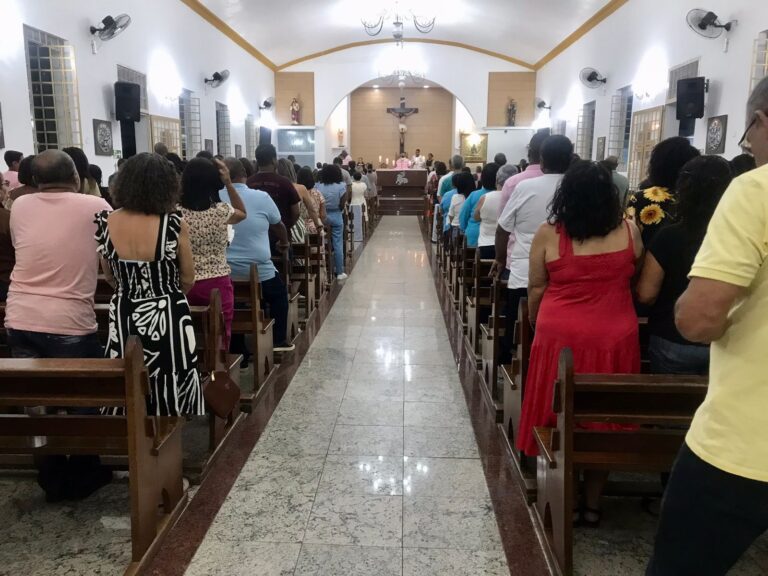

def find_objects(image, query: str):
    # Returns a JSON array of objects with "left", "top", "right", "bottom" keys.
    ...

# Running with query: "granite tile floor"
[{"left": 185, "top": 217, "right": 511, "bottom": 576}]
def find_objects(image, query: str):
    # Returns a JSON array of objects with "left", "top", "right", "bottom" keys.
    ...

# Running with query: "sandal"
[{"left": 576, "top": 506, "right": 602, "bottom": 528}]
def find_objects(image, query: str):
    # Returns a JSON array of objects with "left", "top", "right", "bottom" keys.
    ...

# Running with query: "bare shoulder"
[{"left": 535, "top": 222, "right": 557, "bottom": 238}]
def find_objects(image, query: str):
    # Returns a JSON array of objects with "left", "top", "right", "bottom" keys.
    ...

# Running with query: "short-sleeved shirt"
[
  {"left": 647, "top": 223, "right": 705, "bottom": 346},
  {"left": 437, "top": 172, "right": 454, "bottom": 199},
  {"left": 219, "top": 183, "right": 281, "bottom": 282},
  {"left": 498, "top": 164, "right": 544, "bottom": 270},
  {"left": 686, "top": 164, "right": 768, "bottom": 481},
  {"left": 498, "top": 174, "right": 561, "bottom": 290},
  {"left": 246, "top": 171, "right": 300, "bottom": 232},
  {"left": 5, "top": 190, "right": 111, "bottom": 335},
  {"left": 180, "top": 202, "right": 234, "bottom": 281},
  {"left": 316, "top": 182, "right": 347, "bottom": 213},
  {"left": 0, "top": 207, "right": 15, "bottom": 285}
]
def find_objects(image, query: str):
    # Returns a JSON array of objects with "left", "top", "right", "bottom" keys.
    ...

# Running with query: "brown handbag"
[{"left": 204, "top": 368, "right": 241, "bottom": 419}]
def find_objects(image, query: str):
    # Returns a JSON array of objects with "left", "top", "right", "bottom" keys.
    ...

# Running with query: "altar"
[{"left": 376, "top": 169, "right": 428, "bottom": 216}]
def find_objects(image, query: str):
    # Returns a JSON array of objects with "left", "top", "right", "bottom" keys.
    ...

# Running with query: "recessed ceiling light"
[
  {"left": 373, "top": 84, "right": 380, "bottom": 89},
  {"left": 423, "top": 85, "right": 430, "bottom": 89}
]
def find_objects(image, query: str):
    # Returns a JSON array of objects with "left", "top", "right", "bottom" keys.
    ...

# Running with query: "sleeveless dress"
[
  {"left": 95, "top": 211, "right": 204, "bottom": 417},
  {"left": 516, "top": 222, "right": 640, "bottom": 456}
]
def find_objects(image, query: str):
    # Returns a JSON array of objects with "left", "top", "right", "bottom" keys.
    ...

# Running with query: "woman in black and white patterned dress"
[{"left": 96, "top": 153, "right": 203, "bottom": 416}]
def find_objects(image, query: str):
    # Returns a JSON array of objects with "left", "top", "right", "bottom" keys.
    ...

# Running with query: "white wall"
[
  {"left": 535, "top": 0, "right": 768, "bottom": 160},
  {"left": 322, "top": 96, "right": 349, "bottom": 164},
  {"left": 0, "top": 0, "right": 274, "bottom": 175}
]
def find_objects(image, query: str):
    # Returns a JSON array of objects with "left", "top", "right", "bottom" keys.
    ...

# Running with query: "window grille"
[
  {"left": 575, "top": 101, "right": 596, "bottom": 159},
  {"left": 179, "top": 90, "right": 201, "bottom": 159},
  {"left": 150, "top": 115, "right": 181, "bottom": 155},
  {"left": 627, "top": 105, "right": 664, "bottom": 190},
  {"left": 245, "top": 114, "right": 258, "bottom": 159},
  {"left": 215, "top": 102, "right": 231, "bottom": 157},
  {"left": 117, "top": 65, "right": 148, "bottom": 112},
  {"left": 751, "top": 31, "right": 768, "bottom": 93},
  {"left": 608, "top": 86, "right": 634, "bottom": 171},
  {"left": 552, "top": 119, "right": 566, "bottom": 136},
  {"left": 667, "top": 60, "right": 699, "bottom": 103}
]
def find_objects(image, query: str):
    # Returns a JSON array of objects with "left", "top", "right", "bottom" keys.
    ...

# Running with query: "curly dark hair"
[
  {"left": 647, "top": 137, "right": 700, "bottom": 190},
  {"left": 181, "top": 157, "right": 223, "bottom": 211},
  {"left": 549, "top": 160, "right": 623, "bottom": 241},
  {"left": 434, "top": 161, "right": 448, "bottom": 177},
  {"left": 112, "top": 153, "right": 180, "bottom": 214},
  {"left": 319, "top": 164, "right": 343, "bottom": 185},
  {"left": 676, "top": 156, "right": 731, "bottom": 237},
  {"left": 452, "top": 172, "right": 476, "bottom": 197}
]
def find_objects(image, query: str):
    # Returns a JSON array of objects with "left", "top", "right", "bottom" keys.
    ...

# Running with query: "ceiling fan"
[
  {"left": 204, "top": 69, "right": 230, "bottom": 88},
  {"left": 580, "top": 67, "right": 608, "bottom": 89},
  {"left": 686, "top": 9, "right": 735, "bottom": 39},
  {"left": 89, "top": 14, "right": 131, "bottom": 54}
]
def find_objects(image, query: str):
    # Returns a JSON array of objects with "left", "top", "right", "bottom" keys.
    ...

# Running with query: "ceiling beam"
[
  {"left": 533, "top": 0, "right": 630, "bottom": 70},
  {"left": 178, "top": 0, "right": 277, "bottom": 71}
]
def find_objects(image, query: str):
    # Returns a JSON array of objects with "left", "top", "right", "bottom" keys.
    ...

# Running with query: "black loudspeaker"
[
  {"left": 258, "top": 126, "right": 272, "bottom": 146},
  {"left": 114, "top": 81, "right": 141, "bottom": 122},
  {"left": 676, "top": 77, "right": 706, "bottom": 120}
]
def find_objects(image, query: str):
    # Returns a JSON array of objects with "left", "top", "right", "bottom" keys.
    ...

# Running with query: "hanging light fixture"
[{"left": 362, "top": 1, "right": 435, "bottom": 46}]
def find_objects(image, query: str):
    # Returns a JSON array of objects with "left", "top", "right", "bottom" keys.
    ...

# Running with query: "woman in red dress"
[{"left": 518, "top": 160, "right": 643, "bottom": 524}]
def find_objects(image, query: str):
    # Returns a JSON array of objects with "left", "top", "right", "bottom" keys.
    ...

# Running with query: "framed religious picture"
[
  {"left": 596, "top": 137, "right": 606, "bottom": 161},
  {"left": 235, "top": 144, "right": 242, "bottom": 158},
  {"left": 204, "top": 139, "right": 214, "bottom": 154},
  {"left": 706, "top": 115, "right": 728, "bottom": 155},
  {"left": 92, "top": 119, "right": 113, "bottom": 156},
  {"left": 460, "top": 133, "right": 488, "bottom": 163}
]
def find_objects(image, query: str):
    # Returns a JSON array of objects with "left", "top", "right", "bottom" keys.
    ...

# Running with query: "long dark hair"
[
  {"left": 180, "top": 157, "right": 223, "bottom": 211},
  {"left": 549, "top": 160, "right": 622, "bottom": 241},
  {"left": 647, "top": 137, "right": 700, "bottom": 190},
  {"left": 676, "top": 156, "right": 732, "bottom": 241},
  {"left": 112, "top": 153, "right": 180, "bottom": 214}
]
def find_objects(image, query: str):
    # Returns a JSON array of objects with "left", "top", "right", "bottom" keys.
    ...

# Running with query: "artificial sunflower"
[
  {"left": 625, "top": 206, "right": 636, "bottom": 219},
  {"left": 643, "top": 186, "right": 672, "bottom": 203},
  {"left": 640, "top": 204, "right": 665, "bottom": 226}
]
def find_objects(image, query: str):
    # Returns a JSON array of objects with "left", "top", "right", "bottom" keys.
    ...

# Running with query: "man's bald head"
[{"left": 32, "top": 150, "right": 80, "bottom": 191}]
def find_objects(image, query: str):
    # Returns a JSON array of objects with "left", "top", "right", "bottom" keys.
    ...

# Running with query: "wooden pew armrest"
[
  {"left": 533, "top": 427, "right": 557, "bottom": 468},
  {"left": 150, "top": 416, "right": 183, "bottom": 456},
  {"left": 261, "top": 318, "right": 275, "bottom": 334}
]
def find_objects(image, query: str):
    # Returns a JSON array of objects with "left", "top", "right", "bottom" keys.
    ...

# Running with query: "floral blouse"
[
  {"left": 627, "top": 186, "right": 675, "bottom": 244},
  {"left": 180, "top": 202, "right": 234, "bottom": 281}
]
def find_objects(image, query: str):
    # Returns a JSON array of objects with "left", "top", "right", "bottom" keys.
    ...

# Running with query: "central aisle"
[{"left": 186, "top": 217, "right": 510, "bottom": 576}]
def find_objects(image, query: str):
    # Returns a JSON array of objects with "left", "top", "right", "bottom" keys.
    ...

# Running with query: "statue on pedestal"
[
  {"left": 290, "top": 97, "right": 301, "bottom": 125},
  {"left": 337, "top": 129, "right": 344, "bottom": 147},
  {"left": 507, "top": 99, "right": 517, "bottom": 127}
]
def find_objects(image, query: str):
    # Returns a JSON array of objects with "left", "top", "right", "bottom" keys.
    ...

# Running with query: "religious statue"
[
  {"left": 507, "top": 98, "right": 517, "bottom": 127},
  {"left": 290, "top": 97, "right": 301, "bottom": 125},
  {"left": 337, "top": 128, "right": 344, "bottom": 147}
]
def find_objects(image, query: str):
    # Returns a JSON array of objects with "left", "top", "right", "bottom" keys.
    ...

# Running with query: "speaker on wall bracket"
[
  {"left": 115, "top": 81, "right": 141, "bottom": 158},
  {"left": 676, "top": 76, "right": 707, "bottom": 138}
]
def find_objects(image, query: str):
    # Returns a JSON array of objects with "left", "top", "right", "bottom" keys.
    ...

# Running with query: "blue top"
[
  {"left": 440, "top": 189, "right": 456, "bottom": 232},
  {"left": 459, "top": 188, "right": 492, "bottom": 247},
  {"left": 220, "top": 182, "right": 281, "bottom": 281},
  {"left": 316, "top": 182, "right": 347, "bottom": 213}
]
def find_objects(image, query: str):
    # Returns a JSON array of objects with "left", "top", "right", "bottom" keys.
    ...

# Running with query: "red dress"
[{"left": 516, "top": 222, "right": 640, "bottom": 456}]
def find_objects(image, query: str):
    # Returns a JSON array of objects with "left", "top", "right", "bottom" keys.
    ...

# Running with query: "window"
[
  {"left": 628, "top": 105, "right": 664, "bottom": 190},
  {"left": 245, "top": 114, "right": 258, "bottom": 160},
  {"left": 215, "top": 102, "right": 231, "bottom": 156},
  {"left": 751, "top": 30, "right": 768, "bottom": 92},
  {"left": 24, "top": 25, "right": 82, "bottom": 152},
  {"left": 179, "top": 89, "right": 201, "bottom": 159},
  {"left": 666, "top": 60, "right": 699, "bottom": 103},
  {"left": 551, "top": 119, "right": 566, "bottom": 136},
  {"left": 117, "top": 65, "right": 148, "bottom": 113},
  {"left": 275, "top": 128, "right": 315, "bottom": 167},
  {"left": 576, "top": 101, "right": 596, "bottom": 159},
  {"left": 150, "top": 115, "right": 181, "bottom": 155},
  {"left": 608, "top": 86, "right": 634, "bottom": 171}
]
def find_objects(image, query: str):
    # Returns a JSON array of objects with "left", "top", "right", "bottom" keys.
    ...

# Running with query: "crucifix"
[{"left": 387, "top": 84, "right": 418, "bottom": 154}]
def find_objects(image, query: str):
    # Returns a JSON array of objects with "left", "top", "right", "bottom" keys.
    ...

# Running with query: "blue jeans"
[
  {"left": 326, "top": 210, "right": 345, "bottom": 276},
  {"left": 647, "top": 443, "right": 768, "bottom": 575},
  {"left": 649, "top": 335, "right": 709, "bottom": 375},
  {"left": 7, "top": 329, "right": 103, "bottom": 359}
]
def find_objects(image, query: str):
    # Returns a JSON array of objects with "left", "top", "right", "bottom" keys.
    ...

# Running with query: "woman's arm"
[
  {"left": 177, "top": 219, "right": 196, "bottom": 294},
  {"left": 527, "top": 224, "right": 551, "bottom": 326},
  {"left": 300, "top": 186, "right": 322, "bottom": 230},
  {"left": 635, "top": 251, "right": 664, "bottom": 305},
  {"left": 100, "top": 258, "right": 116, "bottom": 289},
  {"left": 215, "top": 159, "right": 246, "bottom": 224},
  {"left": 474, "top": 195, "right": 486, "bottom": 222}
]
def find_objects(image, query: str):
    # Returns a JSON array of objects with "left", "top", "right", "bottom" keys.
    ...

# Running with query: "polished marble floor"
[{"left": 185, "top": 217, "right": 510, "bottom": 576}]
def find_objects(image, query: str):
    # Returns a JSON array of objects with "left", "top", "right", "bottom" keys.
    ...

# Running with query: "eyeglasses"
[{"left": 739, "top": 115, "right": 757, "bottom": 151}]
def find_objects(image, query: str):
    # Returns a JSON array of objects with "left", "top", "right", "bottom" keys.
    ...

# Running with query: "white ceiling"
[{"left": 197, "top": 0, "right": 615, "bottom": 67}]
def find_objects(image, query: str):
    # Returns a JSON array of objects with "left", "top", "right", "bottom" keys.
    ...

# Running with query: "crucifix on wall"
[{"left": 387, "top": 85, "right": 418, "bottom": 154}]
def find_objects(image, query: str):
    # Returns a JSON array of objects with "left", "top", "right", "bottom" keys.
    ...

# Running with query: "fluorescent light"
[
  {"left": 373, "top": 84, "right": 380, "bottom": 89},
  {"left": 423, "top": 85, "right": 430, "bottom": 89}
]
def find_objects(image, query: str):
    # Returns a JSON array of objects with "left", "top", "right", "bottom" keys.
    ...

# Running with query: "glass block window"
[
  {"left": 576, "top": 101, "right": 596, "bottom": 160},
  {"left": 24, "top": 26, "right": 82, "bottom": 153},
  {"left": 275, "top": 128, "right": 315, "bottom": 167},
  {"left": 245, "top": 114, "right": 258, "bottom": 160},
  {"left": 667, "top": 60, "right": 699, "bottom": 103},
  {"left": 215, "top": 102, "right": 231, "bottom": 156},
  {"left": 117, "top": 65, "right": 148, "bottom": 112},
  {"left": 179, "top": 89, "right": 201, "bottom": 159},
  {"left": 150, "top": 115, "right": 181, "bottom": 155},
  {"left": 608, "top": 86, "right": 634, "bottom": 171},
  {"left": 628, "top": 105, "right": 664, "bottom": 190},
  {"left": 552, "top": 119, "right": 566, "bottom": 136},
  {"left": 751, "top": 30, "right": 768, "bottom": 93}
]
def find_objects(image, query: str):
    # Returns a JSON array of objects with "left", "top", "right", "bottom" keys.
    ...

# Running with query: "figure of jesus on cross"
[{"left": 387, "top": 82, "right": 418, "bottom": 154}]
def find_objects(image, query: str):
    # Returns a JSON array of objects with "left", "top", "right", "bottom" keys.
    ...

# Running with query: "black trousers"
[
  {"left": 647, "top": 442, "right": 768, "bottom": 575},
  {"left": 501, "top": 286, "right": 528, "bottom": 365}
]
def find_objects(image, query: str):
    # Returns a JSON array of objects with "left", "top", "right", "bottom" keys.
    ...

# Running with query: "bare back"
[
  {"left": 543, "top": 220, "right": 642, "bottom": 263},
  {"left": 107, "top": 209, "right": 162, "bottom": 261}
]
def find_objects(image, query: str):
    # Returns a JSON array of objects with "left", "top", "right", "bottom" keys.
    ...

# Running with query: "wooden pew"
[
  {"left": 479, "top": 276, "right": 506, "bottom": 421},
  {"left": 291, "top": 235, "right": 319, "bottom": 324},
  {"left": 456, "top": 239, "right": 476, "bottom": 330},
  {"left": 531, "top": 348, "right": 707, "bottom": 576},
  {"left": 272, "top": 252, "right": 302, "bottom": 344},
  {"left": 231, "top": 264, "right": 276, "bottom": 402},
  {"left": 0, "top": 337, "right": 185, "bottom": 575},
  {"left": 464, "top": 254, "right": 494, "bottom": 367}
]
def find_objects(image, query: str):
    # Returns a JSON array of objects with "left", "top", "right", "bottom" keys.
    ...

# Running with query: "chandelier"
[{"left": 362, "top": 2, "right": 435, "bottom": 46}]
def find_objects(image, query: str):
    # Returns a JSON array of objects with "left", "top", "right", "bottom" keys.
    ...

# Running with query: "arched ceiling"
[{"left": 183, "top": 0, "right": 627, "bottom": 71}]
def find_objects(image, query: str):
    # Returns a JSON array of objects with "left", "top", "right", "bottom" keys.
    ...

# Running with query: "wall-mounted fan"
[
  {"left": 536, "top": 98, "right": 552, "bottom": 110},
  {"left": 686, "top": 9, "right": 734, "bottom": 39},
  {"left": 89, "top": 14, "right": 131, "bottom": 54},
  {"left": 205, "top": 70, "right": 230, "bottom": 88},
  {"left": 580, "top": 67, "right": 607, "bottom": 89},
  {"left": 260, "top": 97, "right": 275, "bottom": 110}
]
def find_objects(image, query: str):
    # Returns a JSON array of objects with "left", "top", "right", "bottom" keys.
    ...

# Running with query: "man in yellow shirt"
[{"left": 647, "top": 77, "right": 768, "bottom": 574}]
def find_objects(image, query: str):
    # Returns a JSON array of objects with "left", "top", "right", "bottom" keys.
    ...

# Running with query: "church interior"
[{"left": 0, "top": 0, "right": 767, "bottom": 574}]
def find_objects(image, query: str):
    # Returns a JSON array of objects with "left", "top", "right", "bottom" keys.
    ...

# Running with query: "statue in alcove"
[
  {"left": 290, "top": 97, "right": 301, "bottom": 125},
  {"left": 507, "top": 99, "right": 517, "bottom": 127}
]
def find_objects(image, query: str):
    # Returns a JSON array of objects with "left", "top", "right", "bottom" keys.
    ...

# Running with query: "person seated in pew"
[
  {"left": 636, "top": 156, "right": 732, "bottom": 375},
  {"left": 473, "top": 163, "right": 519, "bottom": 260},
  {"left": 459, "top": 162, "right": 499, "bottom": 248},
  {"left": 97, "top": 153, "right": 203, "bottom": 416},
  {"left": 5, "top": 149, "right": 112, "bottom": 501},
  {"left": 647, "top": 77, "right": 768, "bottom": 576},
  {"left": 180, "top": 157, "right": 247, "bottom": 347},
  {"left": 519, "top": 160, "right": 643, "bottom": 526},
  {"left": 220, "top": 157, "right": 295, "bottom": 354}
]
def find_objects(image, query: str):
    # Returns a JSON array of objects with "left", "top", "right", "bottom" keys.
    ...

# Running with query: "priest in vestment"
[
  {"left": 395, "top": 152, "right": 412, "bottom": 169},
  {"left": 411, "top": 149, "right": 427, "bottom": 169}
]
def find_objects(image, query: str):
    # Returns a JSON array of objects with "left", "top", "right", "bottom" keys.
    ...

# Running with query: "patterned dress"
[
  {"left": 627, "top": 186, "right": 675, "bottom": 245},
  {"left": 95, "top": 211, "right": 203, "bottom": 416}
]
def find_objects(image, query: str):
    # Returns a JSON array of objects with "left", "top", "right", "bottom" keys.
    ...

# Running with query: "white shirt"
[
  {"left": 436, "top": 171, "right": 454, "bottom": 200},
  {"left": 350, "top": 182, "right": 367, "bottom": 206},
  {"left": 412, "top": 155, "right": 427, "bottom": 169},
  {"left": 448, "top": 194, "right": 466, "bottom": 227},
  {"left": 478, "top": 190, "right": 502, "bottom": 247},
  {"left": 498, "top": 174, "right": 562, "bottom": 289}
]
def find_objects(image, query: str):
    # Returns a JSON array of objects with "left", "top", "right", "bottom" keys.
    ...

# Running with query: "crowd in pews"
[{"left": 432, "top": 77, "right": 768, "bottom": 574}]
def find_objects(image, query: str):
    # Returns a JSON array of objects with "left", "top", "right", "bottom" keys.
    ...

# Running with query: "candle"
[
  {"left": 379, "top": 155, "right": 382, "bottom": 163},
  {"left": 386, "top": 157, "right": 389, "bottom": 165}
]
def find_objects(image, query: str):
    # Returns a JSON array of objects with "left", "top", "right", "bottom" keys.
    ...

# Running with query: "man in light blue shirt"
[{"left": 220, "top": 158, "right": 294, "bottom": 352}]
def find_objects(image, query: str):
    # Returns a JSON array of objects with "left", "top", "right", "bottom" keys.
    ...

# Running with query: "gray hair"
[
  {"left": 747, "top": 76, "right": 768, "bottom": 117},
  {"left": 450, "top": 154, "right": 464, "bottom": 170},
  {"left": 224, "top": 156, "right": 246, "bottom": 181},
  {"left": 496, "top": 163, "right": 519, "bottom": 188}
]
